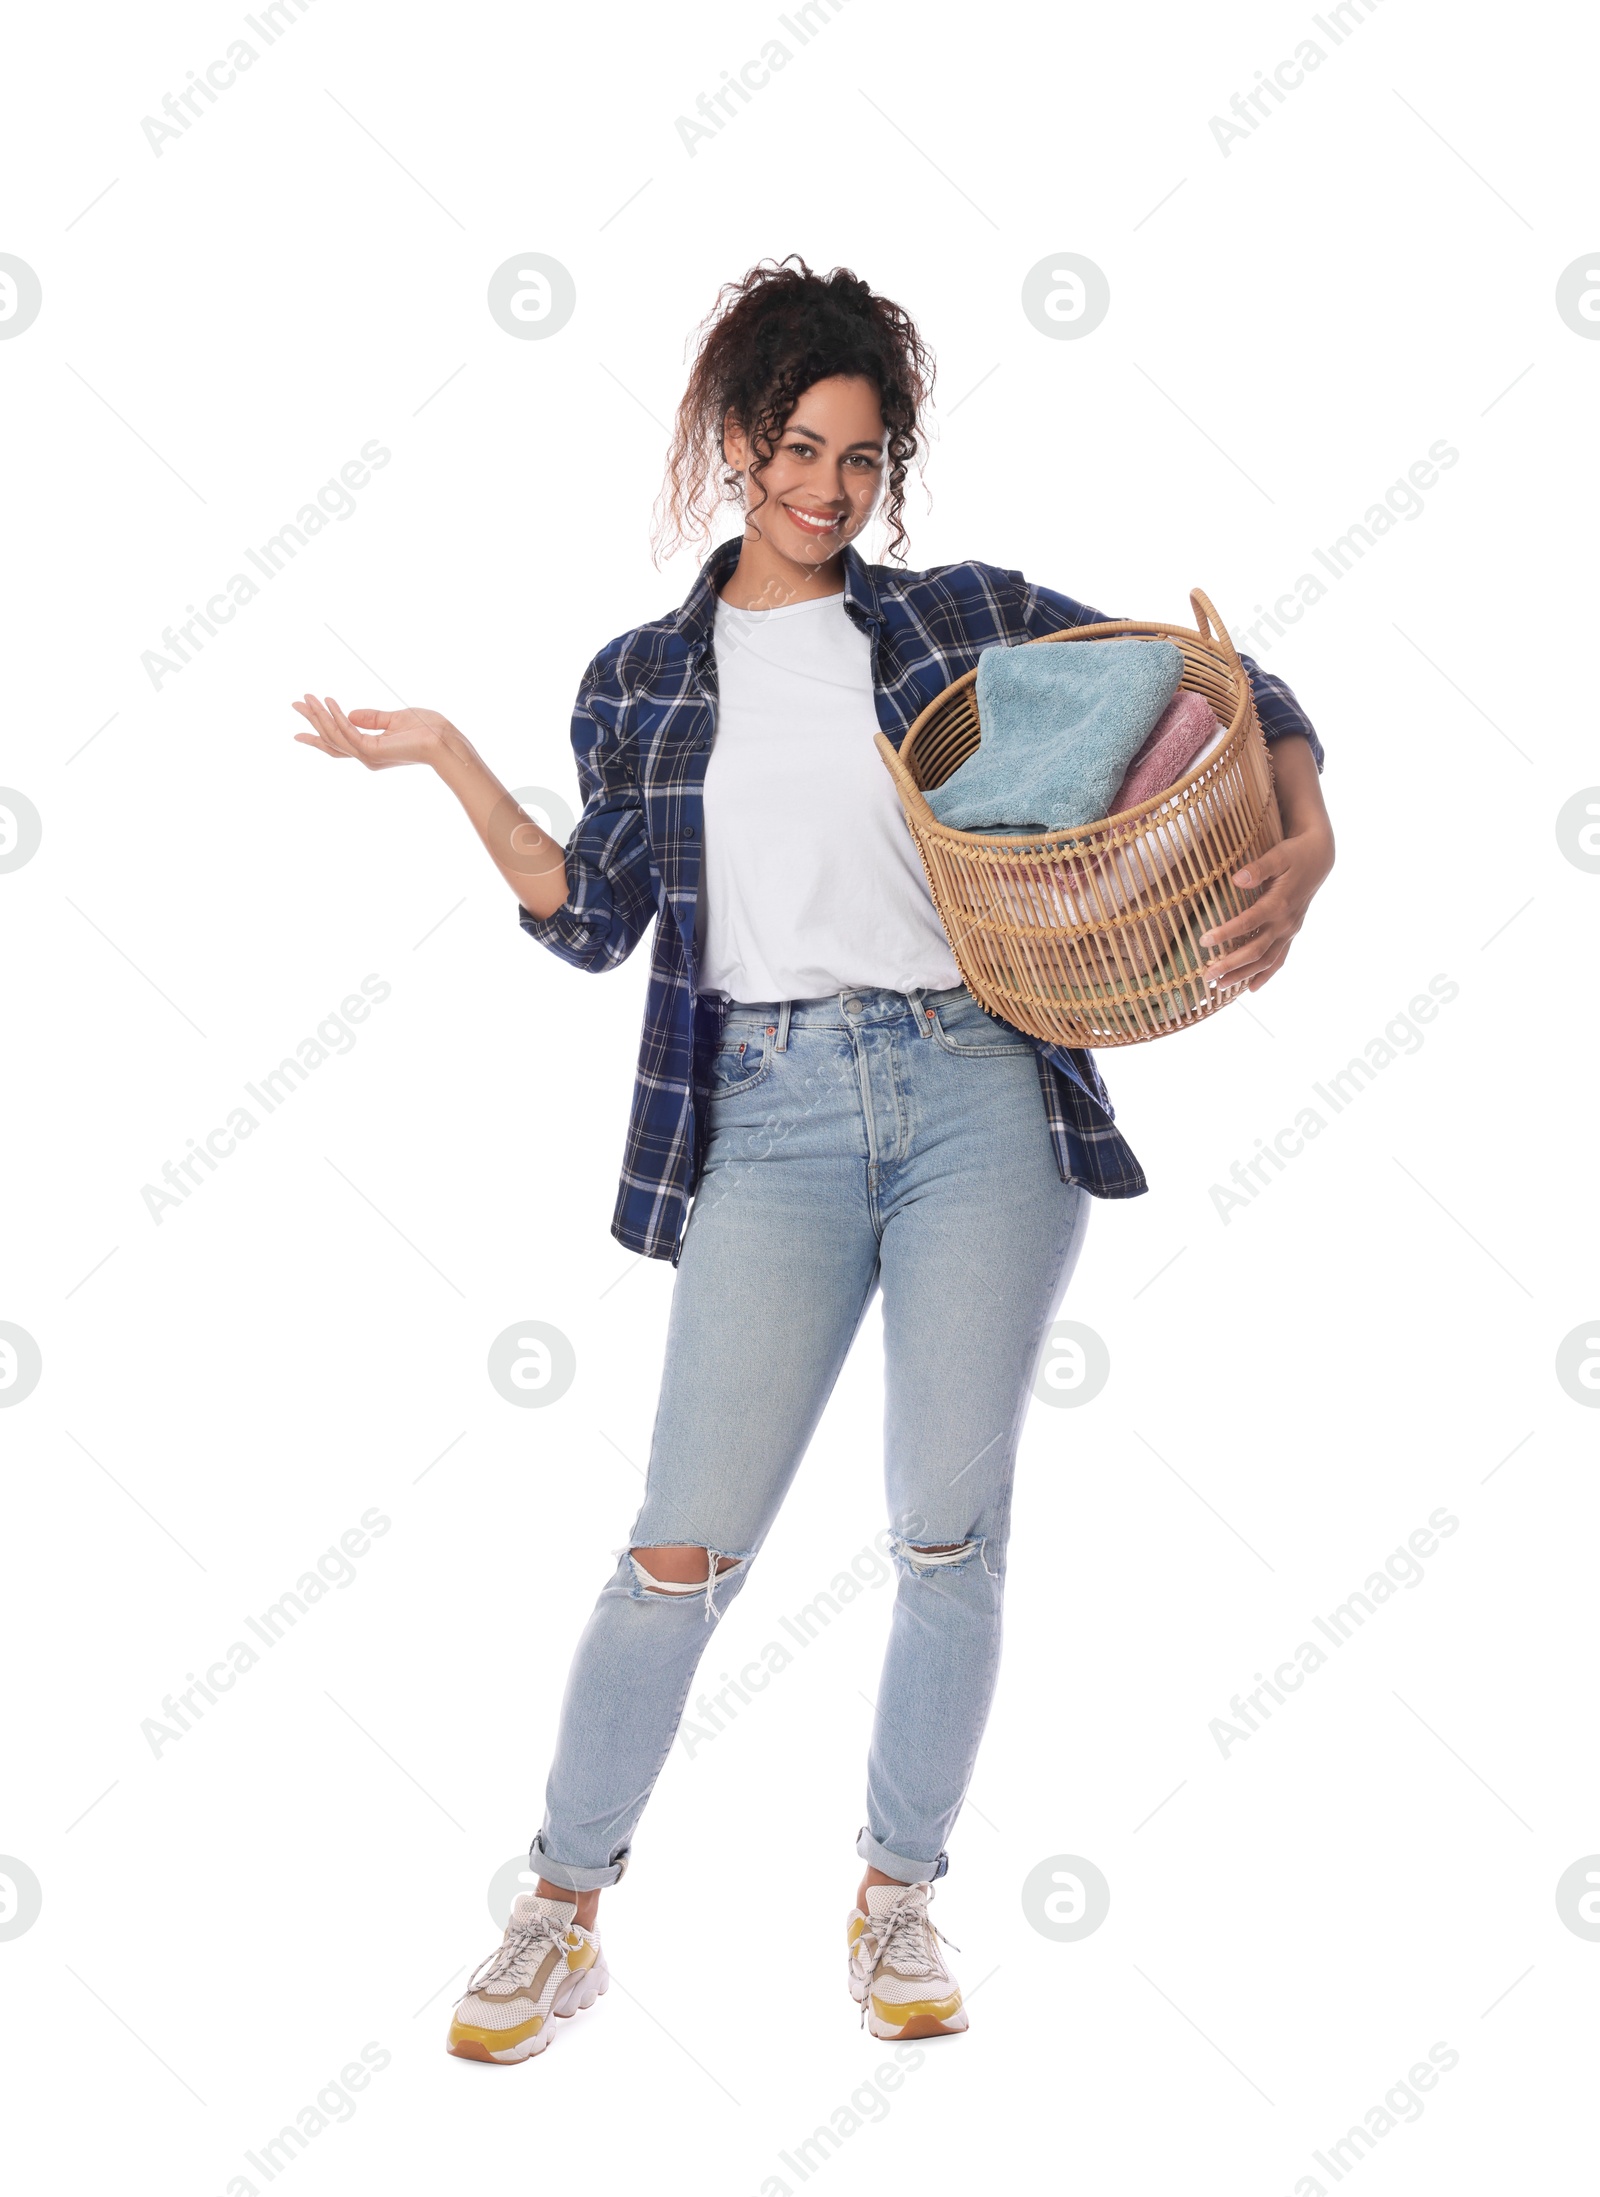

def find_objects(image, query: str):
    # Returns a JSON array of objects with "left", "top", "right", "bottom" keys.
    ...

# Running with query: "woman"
[{"left": 292, "top": 258, "right": 1333, "bottom": 2059}]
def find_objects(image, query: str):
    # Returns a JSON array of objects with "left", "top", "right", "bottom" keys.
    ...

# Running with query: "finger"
[
  {"left": 290, "top": 701, "right": 346, "bottom": 757},
  {"left": 323, "top": 696, "right": 378, "bottom": 753},
  {"left": 1198, "top": 885, "right": 1285, "bottom": 950},
  {"left": 1223, "top": 942, "right": 1291, "bottom": 994},
  {"left": 1231, "top": 846, "right": 1292, "bottom": 893},
  {"left": 299, "top": 693, "right": 359, "bottom": 757},
  {"left": 1247, "top": 946, "right": 1292, "bottom": 992},
  {"left": 345, "top": 708, "right": 392, "bottom": 730},
  {"left": 1202, "top": 926, "right": 1288, "bottom": 987},
  {"left": 1196, "top": 856, "right": 1291, "bottom": 946},
  {"left": 1207, "top": 898, "right": 1304, "bottom": 966},
  {"left": 293, "top": 724, "right": 346, "bottom": 756},
  {"left": 1207, "top": 937, "right": 1286, "bottom": 990},
  {"left": 1199, "top": 912, "right": 1269, "bottom": 960}
]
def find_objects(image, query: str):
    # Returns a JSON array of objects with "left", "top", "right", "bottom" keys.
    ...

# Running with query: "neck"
[{"left": 717, "top": 528, "right": 847, "bottom": 611}]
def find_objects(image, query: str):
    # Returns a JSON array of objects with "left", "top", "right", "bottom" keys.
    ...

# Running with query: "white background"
[{"left": 2, "top": 0, "right": 1596, "bottom": 2190}]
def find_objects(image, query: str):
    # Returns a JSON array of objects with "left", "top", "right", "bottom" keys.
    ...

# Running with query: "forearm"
[
  {"left": 429, "top": 726, "right": 569, "bottom": 920},
  {"left": 1269, "top": 733, "right": 1333, "bottom": 855}
]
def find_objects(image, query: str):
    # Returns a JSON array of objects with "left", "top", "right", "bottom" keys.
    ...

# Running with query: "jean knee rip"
[
  {"left": 625, "top": 1547, "right": 747, "bottom": 1622},
  {"left": 890, "top": 1534, "right": 993, "bottom": 1578}
]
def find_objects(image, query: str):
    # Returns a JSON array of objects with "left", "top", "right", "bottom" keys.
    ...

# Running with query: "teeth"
[{"left": 787, "top": 508, "right": 839, "bottom": 529}]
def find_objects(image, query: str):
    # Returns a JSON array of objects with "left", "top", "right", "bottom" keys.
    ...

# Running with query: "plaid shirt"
[{"left": 521, "top": 536, "right": 1324, "bottom": 1264}]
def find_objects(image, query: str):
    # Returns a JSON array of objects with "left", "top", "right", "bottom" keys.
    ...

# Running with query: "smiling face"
[{"left": 721, "top": 373, "right": 887, "bottom": 580}]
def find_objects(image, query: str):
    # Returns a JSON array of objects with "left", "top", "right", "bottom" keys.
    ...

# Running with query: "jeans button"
[{"left": 844, "top": 995, "right": 861, "bottom": 1015}]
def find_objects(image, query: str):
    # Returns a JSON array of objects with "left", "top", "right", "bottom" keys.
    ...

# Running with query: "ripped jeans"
[{"left": 531, "top": 983, "right": 1091, "bottom": 1890}]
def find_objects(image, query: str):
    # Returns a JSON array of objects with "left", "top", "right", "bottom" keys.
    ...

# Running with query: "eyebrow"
[{"left": 783, "top": 421, "right": 884, "bottom": 451}]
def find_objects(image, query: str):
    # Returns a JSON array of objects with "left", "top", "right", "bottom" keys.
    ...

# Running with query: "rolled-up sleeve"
[
  {"left": 1014, "top": 572, "right": 1324, "bottom": 772},
  {"left": 518, "top": 659, "right": 660, "bottom": 973}
]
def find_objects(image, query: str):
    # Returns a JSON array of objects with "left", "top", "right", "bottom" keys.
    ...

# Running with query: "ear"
[{"left": 720, "top": 406, "right": 748, "bottom": 474}]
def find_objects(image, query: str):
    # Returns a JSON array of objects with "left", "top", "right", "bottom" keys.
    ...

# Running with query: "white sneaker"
[
  {"left": 447, "top": 1893, "right": 608, "bottom": 2063},
  {"left": 847, "top": 1881, "right": 967, "bottom": 2039}
]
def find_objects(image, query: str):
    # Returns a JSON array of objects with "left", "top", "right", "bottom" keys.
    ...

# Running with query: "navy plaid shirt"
[{"left": 521, "top": 537, "right": 1323, "bottom": 1264}]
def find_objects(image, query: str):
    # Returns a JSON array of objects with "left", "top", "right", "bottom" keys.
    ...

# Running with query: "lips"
[{"left": 783, "top": 504, "right": 844, "bottom": 537}]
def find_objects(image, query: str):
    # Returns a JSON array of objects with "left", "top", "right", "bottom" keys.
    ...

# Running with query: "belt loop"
[
  {"left": 775, "top": 1000, "right": 791, "bottom": 1052},
  {"left": 905, "top": 983, "right": 930, "bottom": 1035}
]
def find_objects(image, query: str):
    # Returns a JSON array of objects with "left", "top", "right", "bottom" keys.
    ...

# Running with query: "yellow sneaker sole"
[
  {"left": 446, "top": 1963, "right": 608, "bottom": 2063},
  {"left": 867, "top": 1991, "right": 967, "bottom": 2040}
]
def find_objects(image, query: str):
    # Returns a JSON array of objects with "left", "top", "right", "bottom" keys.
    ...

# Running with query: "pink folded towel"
[{"left": 1108, "top": 689, "right": 1220, "bottom": 813}]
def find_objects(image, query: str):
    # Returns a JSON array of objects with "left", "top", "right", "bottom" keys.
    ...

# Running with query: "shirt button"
[{"left": 684, "top": 824, "right": 698, "bottom": 840}]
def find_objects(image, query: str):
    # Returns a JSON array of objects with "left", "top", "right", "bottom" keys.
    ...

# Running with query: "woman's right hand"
[{"left": 291, "top": 695, "right": 458, "bottom": 770}]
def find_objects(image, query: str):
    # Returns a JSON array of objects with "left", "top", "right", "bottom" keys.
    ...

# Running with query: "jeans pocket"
[
  {"left": 926, "top": 989, "right": 1034, "bottom": 1057},
  {"left": 709, "top": 1022, "right": 775, "bottom": 1097}
]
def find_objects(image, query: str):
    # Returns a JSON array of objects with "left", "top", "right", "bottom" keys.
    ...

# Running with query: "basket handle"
[
  {"left": 874, "top": 729, "right": 931, "bottom": 819},
  {"left": 1189, "top": 587, "right": 1242, "bottom": 666}
]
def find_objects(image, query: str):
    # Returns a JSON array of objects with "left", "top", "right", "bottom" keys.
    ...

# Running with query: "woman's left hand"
[
  {"left": 1195, "top": 730, "right": 1335, "bottom": 993},
  {"left": 1196, "top": 822, "right": 1335, "bottom": 992}
]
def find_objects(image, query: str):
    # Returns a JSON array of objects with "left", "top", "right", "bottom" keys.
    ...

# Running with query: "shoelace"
[
  {"left": 856, "top": 1896, "right": 962, "bottom": 2027},
  {"left": 461, "top": 1912, "right": 576, "bottom": 2001}
]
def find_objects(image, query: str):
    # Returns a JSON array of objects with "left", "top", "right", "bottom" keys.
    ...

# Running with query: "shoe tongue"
[
  {"left": 511, "top": 1892, "right": 576, "bottom": 1928},
  {"left": 865, "top": 1882, "right": 924, "bottom": 1919}
]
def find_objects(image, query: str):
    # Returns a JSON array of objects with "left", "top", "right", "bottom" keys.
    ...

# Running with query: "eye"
[{"left": 785, "top": 440, "right": 817, "bottom": 457}]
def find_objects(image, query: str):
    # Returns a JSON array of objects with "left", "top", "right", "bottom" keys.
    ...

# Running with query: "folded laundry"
[
  {"left": 961, "top": 715, "right": 1227, "bottom": 836},
  {"left": 1108, "top": 688, "right": 1220, "bottom": 814},
  {"left": 925, "top": 637, "right": 1184, "bottom": 832}
]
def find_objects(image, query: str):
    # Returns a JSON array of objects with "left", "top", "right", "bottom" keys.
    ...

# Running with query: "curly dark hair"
[{"left": 651, "top": 256, "right": 935, "bottom": 569}]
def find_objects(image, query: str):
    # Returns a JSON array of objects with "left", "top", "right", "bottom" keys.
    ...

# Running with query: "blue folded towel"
[{"left": 925, "top": 638, "right": 1185, "bottom": 831}]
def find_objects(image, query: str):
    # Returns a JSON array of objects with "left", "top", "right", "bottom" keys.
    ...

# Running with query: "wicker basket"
[{"left": 874, "top": 588, "right": 1282, "bottom": 1046}]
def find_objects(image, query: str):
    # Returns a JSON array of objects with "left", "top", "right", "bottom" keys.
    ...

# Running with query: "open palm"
[{"left": 291, "top": 694, "right": 451, "bottom": 769}]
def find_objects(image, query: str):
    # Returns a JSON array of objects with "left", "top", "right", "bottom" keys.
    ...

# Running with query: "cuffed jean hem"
[
  {"left": 528, "top": 1832, "right": 629, "bottom": 1892},
  {"left": 855, "top": 1826, "right": 949, "bottom": 1883}
]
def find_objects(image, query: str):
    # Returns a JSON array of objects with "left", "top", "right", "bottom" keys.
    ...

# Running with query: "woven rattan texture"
[{"left": 874, "top": 589, "right": 1282, "bottom": 1046}]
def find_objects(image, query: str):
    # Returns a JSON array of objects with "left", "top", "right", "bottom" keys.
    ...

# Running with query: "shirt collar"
[{"left": 673, "top": 534, "right": 884, "bottom": 659}]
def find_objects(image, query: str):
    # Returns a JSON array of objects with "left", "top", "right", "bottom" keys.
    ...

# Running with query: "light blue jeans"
[{"left": 532, "top": 982, "right": 1090, "bottom": 1889}]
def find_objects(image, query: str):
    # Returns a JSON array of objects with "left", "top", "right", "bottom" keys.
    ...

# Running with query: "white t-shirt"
[{"left": 695, "top": 591, "right": 961, "bottom": 1001}]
